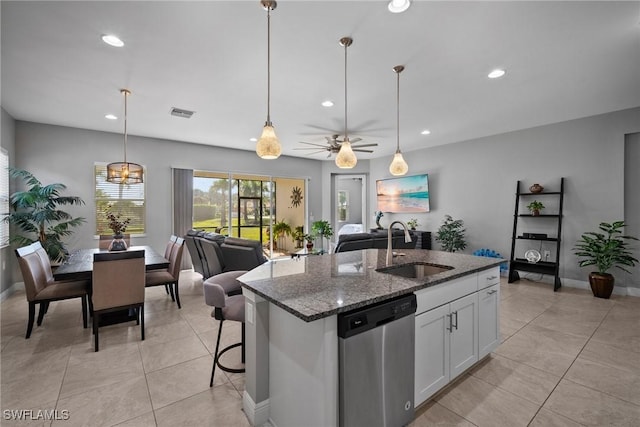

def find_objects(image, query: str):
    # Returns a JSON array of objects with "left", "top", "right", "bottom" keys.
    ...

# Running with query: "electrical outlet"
[{"left": 543, "top": 250, "right": 551, "bottom": 261}]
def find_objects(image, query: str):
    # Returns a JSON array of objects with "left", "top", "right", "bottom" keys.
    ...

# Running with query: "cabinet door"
[
  {"left": 415, "top": 304, "right": 450, "bottom": 406},
  {"left": 478, "top": 284, "right": 500, "bottom": 358},
  {"left": 449, "top": 293, "right": 478, "bottom": 379}
]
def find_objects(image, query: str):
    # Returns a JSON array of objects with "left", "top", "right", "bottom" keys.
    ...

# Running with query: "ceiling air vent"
[{"left": 170, "top": 107, "right": 195, "bottom": 119}]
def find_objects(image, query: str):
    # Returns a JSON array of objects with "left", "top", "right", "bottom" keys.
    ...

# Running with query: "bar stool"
[{"left": 203, "top": 276, "right": 246, "bottom": 387}]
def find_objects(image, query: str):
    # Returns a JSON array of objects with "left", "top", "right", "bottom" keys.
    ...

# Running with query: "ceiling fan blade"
[
  {"left": 293, "top": 147, "right": 329, "bottom": 151},
  {"left": 349, "top": 137, "right": 362, "bottom": 143},
  {"left": 351, "top": 143, "right": 378, "bottom": 148},
  {"left": 298, "top": 141, "right": 329, "bottom": 148},
  {"left": 353, "top": 149, "right": 374, "bottom": 153},
  {"left": 305, "top": 150, "right": 328, "bottom": 156}
]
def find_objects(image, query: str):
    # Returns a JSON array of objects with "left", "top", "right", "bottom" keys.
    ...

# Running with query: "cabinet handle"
[
  {"left": 487, "top": 276, "right": 498, "bottom": 281},
  {"left": 452, "top": 311, "right": 458, "bottom": 330},
  {"left": 446, "top": 313, "right": 452, "bottom": 332},
  {"left": 487, "top": 289, "right": 498, "bottom": 295}
]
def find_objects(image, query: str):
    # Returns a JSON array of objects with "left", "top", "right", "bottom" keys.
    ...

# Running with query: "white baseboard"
[
  {"left": 243, "top": 391, "right": 270, "bottom": 427},
  {"left": 513, "top": 275, "right": 639, "bottom": 297},
  {"left": 0, "top": 281, "right": 23, "bottom": 302}
]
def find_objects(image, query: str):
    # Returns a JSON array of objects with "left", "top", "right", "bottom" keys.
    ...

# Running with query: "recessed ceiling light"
[
  {"left": 105, "top": 114, "right": 117, "bottom": 120},
  {"left": 101, "top": 34, "right": 124, "bottom": 47},
  {"left": 249, "top": 137, "right": 258, "bottom": 142},
  {"left": 321, "top": 100, "right": 334, "bottom": 107},
  {"left": 388, "top": 0, "right": 411, "bottom": 13},
  {"left": 421, "top": 129, "right": 431, "bottom": 135},
  {"left": 488, "top": 69, "right": 506, "bottom": 79}
]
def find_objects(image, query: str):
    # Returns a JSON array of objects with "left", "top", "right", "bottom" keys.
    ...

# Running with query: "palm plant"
[
  {"left": 574, "top": 221, "right": 638, "bottom": 275},
  {"left": 4, "top": 168, "right": 86, "bottom": 262}
]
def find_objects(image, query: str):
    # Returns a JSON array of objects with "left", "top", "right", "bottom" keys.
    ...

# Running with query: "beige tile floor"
[{"left": 2, "top": 272, "right": 640, "bottom": 426}]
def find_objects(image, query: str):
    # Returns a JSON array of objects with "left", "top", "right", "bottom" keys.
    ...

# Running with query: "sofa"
[
  {"left": 184, "top": 230, "right": 267, "bottom": 279},
  {"left": 334, "top": 229, "right": 419, "bottom": 253}
]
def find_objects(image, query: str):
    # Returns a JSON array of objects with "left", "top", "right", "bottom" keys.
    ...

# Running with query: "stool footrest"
[{"left": 215, "top": 342, "right": 246, "bottom": 374}]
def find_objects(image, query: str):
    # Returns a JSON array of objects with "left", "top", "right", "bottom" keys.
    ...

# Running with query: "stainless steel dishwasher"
[{"left": 338, "top": 293, "right": 417, "bottom": 427}]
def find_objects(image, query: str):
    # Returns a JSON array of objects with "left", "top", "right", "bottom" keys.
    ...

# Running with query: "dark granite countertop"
[{"left": 237, "top": 249, "right": 503, "bottom": 322}]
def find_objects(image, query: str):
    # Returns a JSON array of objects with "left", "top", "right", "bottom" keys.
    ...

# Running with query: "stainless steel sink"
[{"left": 377, "top": 262, "right": 453, "bottom": 279}]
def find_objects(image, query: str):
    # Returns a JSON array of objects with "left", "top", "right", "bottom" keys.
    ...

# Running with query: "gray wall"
[
  {"left": 625, "top": 132, "right": 640, "bottom": 289},
  {"left": 1, "top": 108, "right": 16, "bottom": 294},
  {"left": 369, "top": 107, "right": 640, "bottom": 286},
  {"left": 13, "top": 121, "right": 324, "bottom": 285}
]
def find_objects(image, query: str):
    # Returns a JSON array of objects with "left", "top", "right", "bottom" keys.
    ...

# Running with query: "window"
[
  {"left": 95, "top": 163, "right": 145, "bottom": 235},
  {"left": 338, "top": 190, "right": 349, "bottom": 222},
  {"left": 1, "top": 149, "right": 8, "bottom": 247}
]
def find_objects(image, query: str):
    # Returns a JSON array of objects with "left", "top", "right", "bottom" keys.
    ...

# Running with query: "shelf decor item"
[
  {"left": 524, "top": 249, "right": 541, "bottom": 264},
  {"left": 526, "top": 200, "right": 545, "bottom": 216},
  {"left": 407, "top": 218, "right": 419, "bottom": 230},
  {"left": 529, "top": 183, "right": 544, "bottom": 193},
  {"left": 574, "top": 220, "right": 638, "bottom": 299}
]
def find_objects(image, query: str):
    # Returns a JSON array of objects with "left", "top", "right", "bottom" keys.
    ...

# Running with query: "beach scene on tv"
[{"left": 376, "top": 174, "right": 430, "bottom": 213}]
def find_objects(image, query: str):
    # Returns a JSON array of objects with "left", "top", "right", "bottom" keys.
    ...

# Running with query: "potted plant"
[
  {"left": 312, "top": 220, "right": 333, "bottom": 252},
  {"left": 4, "top": 168, "right": 85, "bottom": 262},
  {"left": 105, "top": 209, "right": 131, "bottom": 251},
  {"left": 407, "top": 218, "right": 419, "bottom": 230},
  {"left": 527, "top": 200, "right": 545, "bottom": 216},
  {"left": 574, "top": 220, "right": 638, "bottom": 299},
  {"left": 293, "top": 226, "right": 305, "bottom": 249},
  {"left": 272, "top": 219, "right": 292, "bottom": 250},
  {"left": 304, "top": 233, "right": 316, "bottom": 250},
  {"left": 436, "top": 215, "right": 467, "bottom": 253}
]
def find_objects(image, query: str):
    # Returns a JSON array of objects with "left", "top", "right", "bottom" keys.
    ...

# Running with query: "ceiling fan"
[{"left": 294, "top": 134, "right": 378, "bottom": 158}]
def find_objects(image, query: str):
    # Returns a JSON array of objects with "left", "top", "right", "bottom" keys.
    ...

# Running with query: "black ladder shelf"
[{"left": 508, "top": 178, "right": 565, "bottom": 291}]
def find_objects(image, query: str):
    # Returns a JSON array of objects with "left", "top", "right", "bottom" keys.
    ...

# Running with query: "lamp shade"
[
  {"left": 335, "top": 140, "right": 357, "bottom": 168},
  {"left": 389, "top": 151, "right": 409, "bottom": 176},
  {"left": 106, "top": 162, "right": 144, "bottom": 184},
  {"left": 256, "top": 124, "right": 281, "bottom": 159}
]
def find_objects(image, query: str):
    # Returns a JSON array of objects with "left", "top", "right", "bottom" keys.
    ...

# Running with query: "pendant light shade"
[
  {"left": 389, "top": 65, "right": 409, "bottom": 176},
  {"left": 256, "top": 0, "right": 281, "bottom": 159},
  {"left": 107, "top": 89, "right": 143, "bottom": 184},
  {"left": 335, "top": 138, "right": 357, "bottom": 169},
  {"left": 336, "top": 37, "right": 357, "bottom": 169}
]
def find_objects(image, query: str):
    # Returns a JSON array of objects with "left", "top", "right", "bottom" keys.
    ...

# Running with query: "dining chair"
[
  {"left": 98, "top": 234, "right": 131, "bottom": 250},
  {"left": 162, "top": 235, "right": 178, "bottom": 296},
  {"left": 15, "top": 242, "right": 89, "bottom": 339},
  {"left": 92, "top": 250, "right": 146, "bottom": 352},
  {"left": 145, "top": 237, "right": 185, "bottom": 308},
  {"left": 203, "top": 277, "right": 245, "bottom": 387},
  {"left": 184, "top": 230, "right": 207, "bottom": 278}
]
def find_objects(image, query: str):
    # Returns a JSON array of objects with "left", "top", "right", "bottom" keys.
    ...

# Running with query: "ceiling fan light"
[
  {"left": 256, "top": 124, "right": 281, "bottom": 159},
  {"left": 335, "top": 140, "right": 357, "bottom": 169},
  {"left": 389, "top": 151, "right": 409, "bottom": 176}
]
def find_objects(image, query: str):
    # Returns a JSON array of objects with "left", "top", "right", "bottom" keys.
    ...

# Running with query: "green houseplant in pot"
[
  {"left": 436, "top": 215, "right": 467, "bottom": 253},
  {"left": 272, "top": 219, "right": 292, "bottom": 251},
  {"left": 312, "top": 220, "right": 333, "bottom": 253},
  {"left": 526, "top": 200, "right": 545, "bottom": 216},
  {"left": 4, "top": 168, "right": 85, "bottom": 263},
  {"left": 574, "top": 220, "right": 638, "bottom": 299}
]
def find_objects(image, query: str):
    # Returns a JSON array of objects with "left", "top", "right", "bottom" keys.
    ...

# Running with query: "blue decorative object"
[
  {"left": 374, "top": 211, "right": 384, "bottom": 230},
  {"left": 473, "top": 248, "right": 508, "bottom": 272}
]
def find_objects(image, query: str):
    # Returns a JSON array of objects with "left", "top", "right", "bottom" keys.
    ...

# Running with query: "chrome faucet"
[{"left": 386, "top": 221, "right": 412, "bottom": 266}]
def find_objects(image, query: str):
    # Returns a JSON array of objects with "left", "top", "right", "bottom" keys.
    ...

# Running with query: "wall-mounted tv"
[{"left": 376, "top": 174, "right": 430, "bottom": 213}]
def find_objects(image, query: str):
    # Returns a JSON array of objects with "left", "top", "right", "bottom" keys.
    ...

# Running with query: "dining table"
[
  {"left": 53, "top": 245, "right": 170, "bottom": 327},
  {"left": 53, "top": 245, "right": 169, "bottom": 281}
]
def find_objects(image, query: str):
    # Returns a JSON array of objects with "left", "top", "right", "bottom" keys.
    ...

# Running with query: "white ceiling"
[{"left": 2, "top": 1, "right": 639, "bottom": 161}]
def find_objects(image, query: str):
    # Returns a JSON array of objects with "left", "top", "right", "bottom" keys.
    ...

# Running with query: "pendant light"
[
  {"left": 107, "top": 89, "right": 143, "bottom": 184},
  {"left": 389, "top": 65, "right": 409, "bottom": 176},
  {"left": 335, "top": 37, "right": 357, "bottom": 169},
  {"left": 256, "top": 0, "right": 281, "bottom": 160}
]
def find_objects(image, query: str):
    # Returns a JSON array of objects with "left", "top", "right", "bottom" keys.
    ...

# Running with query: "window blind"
[{"left": 94, "top": 163, "right": 146, "bottom": 235}]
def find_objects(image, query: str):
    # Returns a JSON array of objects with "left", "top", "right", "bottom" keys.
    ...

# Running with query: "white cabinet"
[
  {"left": 415, "top": 292, "right": 478, "bottom": 406},
  {"left": 414, "top": 266, "right": 500, "bottom": 407},
  {"left": 478, "top": 283, "right": 500, "bottom": 358}
]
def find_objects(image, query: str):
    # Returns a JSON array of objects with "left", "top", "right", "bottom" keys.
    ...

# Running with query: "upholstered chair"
[
  {"left": 92, "top": 250, "right": 146, "bottom": 351},
  {"left": 145, "top": 237, "right": 185, "bottom": 308},
  {"left": 184, "top": 230, "right": 207, "bottom": 278},
  {"left": 15, "top": 242, "right": 89, "bottom": 339}
]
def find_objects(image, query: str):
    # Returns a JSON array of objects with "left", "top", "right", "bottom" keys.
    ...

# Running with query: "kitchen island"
[{"left": 238, "top": 249, "right": 503, "bottom": 427}]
